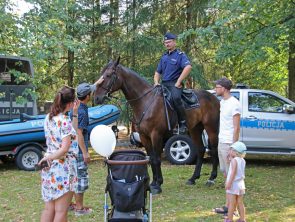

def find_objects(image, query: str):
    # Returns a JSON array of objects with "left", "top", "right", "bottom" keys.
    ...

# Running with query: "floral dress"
[{"left": 41, "top": 113, "right": 79, "bottom": 202}]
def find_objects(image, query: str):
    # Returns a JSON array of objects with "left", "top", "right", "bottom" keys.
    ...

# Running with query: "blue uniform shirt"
[
  {"left": 70, "top": 103, "right": 89, "bottom": 154},
  {"left": 156, "top": 49, "right": 191, "bottom": 81}
]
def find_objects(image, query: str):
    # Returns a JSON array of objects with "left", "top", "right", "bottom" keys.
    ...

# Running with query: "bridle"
[
  {"left": 99, "top": 67, "right": 119, "bottom": 99},
  {"left": 97, "top": 64, "right": 162, "bottom": 128},
  {"left": 99, "top": 65, "right": 158, "bottom": 103}
]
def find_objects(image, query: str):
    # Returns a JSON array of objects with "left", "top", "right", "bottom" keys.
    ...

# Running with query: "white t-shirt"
[{"left": 219, "top": 96, "right": 241, "bottom": 143}]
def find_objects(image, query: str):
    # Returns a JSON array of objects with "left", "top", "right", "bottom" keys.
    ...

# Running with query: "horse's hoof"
[
  {"left": 150, "top": 185, "right": 162, "bottom": 195},
  {"left": 205, "top": 180, "right": 215, "bottom": 186},
  {"left": 186, "top": 179, "right": 196, "bottom": 185}
]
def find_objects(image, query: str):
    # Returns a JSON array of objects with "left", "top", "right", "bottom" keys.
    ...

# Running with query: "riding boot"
[
  {"left": 175, "top": 105, "right": 188, "bottom": 134},
  {"left": 178, "top": 120, "right": 188, "bottom": 134}
]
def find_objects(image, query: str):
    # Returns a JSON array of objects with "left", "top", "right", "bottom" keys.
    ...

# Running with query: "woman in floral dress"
[{"left": 38, "top": 86, "right": 80, "bottom": 222}]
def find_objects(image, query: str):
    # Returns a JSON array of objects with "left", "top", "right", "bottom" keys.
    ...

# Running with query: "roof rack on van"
[{"left": 235, "top": 83, "right": 249, "bottom": 89}]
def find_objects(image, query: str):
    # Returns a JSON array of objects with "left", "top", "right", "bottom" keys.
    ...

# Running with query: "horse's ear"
[{"left": 114, "top": 56, "right": 120, "bottom": 67}]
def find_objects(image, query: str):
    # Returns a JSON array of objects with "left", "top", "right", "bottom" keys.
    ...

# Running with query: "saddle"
[
  {"left": 182, "top": 89, "right": 200, "bottom": 109},
  {"left": 162, "top": 87, "right": 200, "bottom": 110}
]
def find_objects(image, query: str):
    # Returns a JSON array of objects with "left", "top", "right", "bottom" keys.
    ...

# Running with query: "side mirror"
[{"left": 283, "top": 104, "right": 294, "bottom": 114}]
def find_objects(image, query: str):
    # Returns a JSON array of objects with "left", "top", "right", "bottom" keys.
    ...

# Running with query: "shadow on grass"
[
  {"left": 0, "top": 157, "right": 18, "bottom": 172},
  {"left": 203, "top": 154, "right": 295, "bottom": 167},
  {"left": 245, "top": 154, "right": 295, "bottom": 167}
]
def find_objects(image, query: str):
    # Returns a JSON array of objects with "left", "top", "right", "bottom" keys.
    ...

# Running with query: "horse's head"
[{"left": 94, "top": 57, "right": 122, "bottom": 104}]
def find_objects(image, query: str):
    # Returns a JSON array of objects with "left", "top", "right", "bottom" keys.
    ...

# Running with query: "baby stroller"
[{"left": 104, "top": 149, "right": 152, "bottom": 222}]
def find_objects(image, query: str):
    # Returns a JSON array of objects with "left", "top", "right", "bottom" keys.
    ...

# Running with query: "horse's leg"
[
  {"left": 186, "top": 125, "right": 205, "bottom": 185},
  {"left": 204, "top": 128, "right": 219, "bottom": 186},
  {"left": 140, "top": 136, "right": 156, "bottom": 183},
  {"left": 141, "top": 135, "right": 163, "bottom": 194},
  {"left": 149, "top": 131, "right": 164, "bottom": 194}
]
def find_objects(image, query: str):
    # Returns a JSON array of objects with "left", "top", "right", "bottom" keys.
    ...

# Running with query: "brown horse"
[{"left": 94, "top": 58, "right": 220, "bottom": 194}]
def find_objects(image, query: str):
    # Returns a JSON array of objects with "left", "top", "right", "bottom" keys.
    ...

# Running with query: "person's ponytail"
[{"left": 49, "top": 86, "right": 75, "bottom": 120}]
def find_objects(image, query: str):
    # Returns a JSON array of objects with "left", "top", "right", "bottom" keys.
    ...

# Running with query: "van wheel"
[
  {"left": 15, "top": 146, "right": 42, "bottom": 171},
  {"left": 165, "top": 135, "right": 197, "bottom": 165}
]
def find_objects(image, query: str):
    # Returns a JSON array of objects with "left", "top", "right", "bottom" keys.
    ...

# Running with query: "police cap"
[{"left": 164, "top": 32, "right": 177, "bottom": 41}]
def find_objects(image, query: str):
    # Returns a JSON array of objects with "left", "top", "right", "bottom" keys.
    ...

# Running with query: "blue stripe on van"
[{"left": 241, "top": 119, "right": 295, "bottom": 131}]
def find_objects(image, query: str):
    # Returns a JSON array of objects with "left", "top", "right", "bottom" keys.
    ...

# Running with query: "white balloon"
[{"left": 90, "top": 125, "right": 116, "bottom": 157}]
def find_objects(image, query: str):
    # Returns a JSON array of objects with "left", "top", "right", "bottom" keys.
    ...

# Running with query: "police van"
[
  {"left": 164, "top": 86, "right": 295, "bottom": 164},
  {"left": 212, "top": 86, "right": 295, "bottom": 155}
]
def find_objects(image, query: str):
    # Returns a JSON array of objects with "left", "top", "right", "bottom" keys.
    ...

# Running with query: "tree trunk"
[
  {"left": 68, "top": 50, "right": 74, "bottom": 87},
  {"left": 108, "top": 0, "right": 119, "bottom": 58},
  {"left": 185, "top": 0, "right": 194, "bottom": 88},
  {"left": 131, "top": 0, "right": 136, "bottom": 68},
  {"left": 288, "top": 41, "right": 295, "bottom": 102}
]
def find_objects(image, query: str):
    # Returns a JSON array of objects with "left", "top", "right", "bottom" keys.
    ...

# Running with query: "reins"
[
  {"left": 108, "top": 86, "right": 160, "bottom": 129},
  {"left": 126, "top": 87, "right": 156, "bottom": 103},
  {"left": 126, "top": 86, "right": 160, "bottom": 128},
  {"left": 98, "top": 65, "right": 161, "bottom": 129}
]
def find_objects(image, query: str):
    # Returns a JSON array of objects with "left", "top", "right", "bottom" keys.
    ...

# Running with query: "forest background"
[{"left": 1, "top": 0, "right": 294, "bottom": 111}]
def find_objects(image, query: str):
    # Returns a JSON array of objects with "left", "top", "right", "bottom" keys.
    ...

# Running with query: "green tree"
[
  {"left": 192, "top": 0, "right": 294, "bottom": 99},
  {"left": 0, "top": 1, "right": 22, "bottom": 55}
]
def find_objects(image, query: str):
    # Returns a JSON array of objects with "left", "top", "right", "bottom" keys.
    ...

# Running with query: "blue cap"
[
  {"left": 164, "top": 32, "right": 177, "bottom": 40},
  {"left": 230, "top": 141, "right": 247, "bottom": 154}
]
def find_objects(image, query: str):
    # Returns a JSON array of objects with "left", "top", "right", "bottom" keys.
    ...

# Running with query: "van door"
[{"left": 241, "top": 91, "right": 295, "bottom": 152}]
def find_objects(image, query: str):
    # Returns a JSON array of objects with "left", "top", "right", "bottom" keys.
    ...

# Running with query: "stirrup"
[
  {"left": 174, "top": 122, "right": 187, "bottom": 135},
  {"left": 179, "top": 125, "right": 187, "bottom": 134}
]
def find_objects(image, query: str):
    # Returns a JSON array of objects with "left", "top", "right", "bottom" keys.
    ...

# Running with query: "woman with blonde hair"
[{"left": 38, "top": 86, "right": 79, "bottom": 222}]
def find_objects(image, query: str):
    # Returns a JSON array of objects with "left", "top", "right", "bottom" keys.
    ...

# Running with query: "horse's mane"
[
  {"left": 118, "top": 64, "right": 152, "bottom": 87},
  {"left": 101, "top": 60, "right": 152, "bottom": 87},
  {"left": 101, "top": 61, "right": 113, "bottom": 74}
]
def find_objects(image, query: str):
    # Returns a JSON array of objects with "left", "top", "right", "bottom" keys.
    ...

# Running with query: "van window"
[
  {"left": 213, "top": 92, "right": 240, "bottom": 101},
  {"left": 248, "top": 92, "right": 286, "bottom": 113},
  {"left": 231, "top": 92, "right": 240, "bottom": 101}
]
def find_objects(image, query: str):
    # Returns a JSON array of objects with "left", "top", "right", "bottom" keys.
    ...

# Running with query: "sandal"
[
  {"left": 222, "top": 210, "right": 239, "bottom": 218},
  {"left": 68, "top": 203, "right": 76, "bottom": 211},
  {"left": 75, "top": 207, "right": 93, "bottom": 216},
  {"left": 214, "top": 206, "right": 228, "bottom": 214}
]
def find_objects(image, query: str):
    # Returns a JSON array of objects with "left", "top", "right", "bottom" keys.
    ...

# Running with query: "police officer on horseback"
[{"left": 154, "top": 32, "right": 192, "bottom": 134}]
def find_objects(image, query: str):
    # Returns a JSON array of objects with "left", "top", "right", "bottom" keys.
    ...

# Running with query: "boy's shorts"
[{"left": 76, "top": 153, "right": 89, "bottom": 193}]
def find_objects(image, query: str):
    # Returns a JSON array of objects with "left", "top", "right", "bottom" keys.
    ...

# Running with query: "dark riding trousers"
[{"left": 162, "top": 80, "right": 186, "bottom": 122}]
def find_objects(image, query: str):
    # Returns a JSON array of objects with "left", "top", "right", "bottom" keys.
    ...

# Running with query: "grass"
[{"left": 0, "top": 152, "right": 294, "bottom": 222}]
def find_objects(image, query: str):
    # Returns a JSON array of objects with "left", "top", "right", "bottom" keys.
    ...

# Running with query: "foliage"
[
  {"left": 0, "top": 1, "right": 21, "bottom": 55},
  {"left": 0, "top": 0, "right": 294, "bottom": 116},
  {"left": 190, "top": 0, "right": 295, "bottom": 96}
]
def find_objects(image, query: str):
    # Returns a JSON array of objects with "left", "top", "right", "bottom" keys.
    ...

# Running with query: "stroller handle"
[{"left": 106, "top": 159, "right": 149, "bottom": 165}]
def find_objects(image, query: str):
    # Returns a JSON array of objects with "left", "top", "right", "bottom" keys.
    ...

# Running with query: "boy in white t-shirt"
[{"left": 213, "top": 77, "right": 241, "bottom": 215}]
